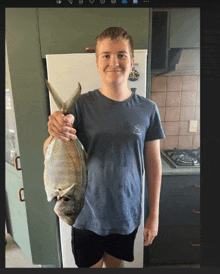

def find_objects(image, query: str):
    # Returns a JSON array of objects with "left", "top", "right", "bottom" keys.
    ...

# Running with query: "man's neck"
[{"left": 99, "top": 83, "right": 132, "bottom": 102}]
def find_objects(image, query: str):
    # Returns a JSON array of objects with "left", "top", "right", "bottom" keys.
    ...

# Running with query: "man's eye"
[
  {"left": 103, "top": 55, "right": 110, "bottom": 58},
  {"left": 119, "top": 54, "right": 126, "bottom": 58}
]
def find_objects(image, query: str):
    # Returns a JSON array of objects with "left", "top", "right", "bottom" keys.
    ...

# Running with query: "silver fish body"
[{"left": 44, "top": 80, "right": 87, "bottom": 226}]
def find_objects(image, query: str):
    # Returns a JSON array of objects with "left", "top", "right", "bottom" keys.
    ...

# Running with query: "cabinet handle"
[
  {"left": 18, "top": 188, "right": 25, "bottom": 202},
  {"left": 192, "top": 209, "right": 200, "bottom": 214},
  {"left": 85, "top": 47, "right": 95, "bottom": 52},
  {"left": 14, "top": 156, "right": 21, "bottom": 171},
  {"left": 195, "top": 184, "right": 200, "bottom": 188},
  {"left": 190, "top": 242, "right": 200, "bottom": 247}
]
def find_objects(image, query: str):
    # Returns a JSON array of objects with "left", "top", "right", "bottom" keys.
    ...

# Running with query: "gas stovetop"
[{"left": 161, "top": 148, "right": 200, "bottom": 169}]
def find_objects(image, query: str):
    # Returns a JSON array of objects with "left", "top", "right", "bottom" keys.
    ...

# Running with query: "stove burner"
[
  {"left": 161, "top": 148, "right": 200, "bottom": 168},
  {"left": 175, "top": 156, "right": 199, "bottom": 166}
]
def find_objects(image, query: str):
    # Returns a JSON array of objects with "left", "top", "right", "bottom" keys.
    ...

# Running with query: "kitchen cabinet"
[
  {"left": 169, "top": 8, "right": 200, "bottom": 48},
  {"left": 151, "top": 8, "right": 200, "bottom": 76},
  {"left": 6, "top": 9, "right": 62, "bottom": 267},
  {"left": 6, "top": 166, "right": 32, "bottom": 259},
  {"left": 152, "top": 8, "right": 200, "bottom": 49},
  {"left": 5, "top": 46, "right": 32, "bottom": 260},
  {"left": 146, "top": 174, "right": 200, "bottom": 266}
]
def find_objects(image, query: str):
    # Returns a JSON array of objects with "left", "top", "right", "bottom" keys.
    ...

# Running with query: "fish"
[{"left": 43, "top": 80, "right": 87, "bottom": 226}]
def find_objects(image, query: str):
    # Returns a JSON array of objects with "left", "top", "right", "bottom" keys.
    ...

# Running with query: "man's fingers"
[
  {"left": 49, "top": 129, "right": 70, "bottom": 142},
  {"left": 50, "top": 128, "right": 77, "bottom": 142},
  {"left": 48, "top": 112, "right": 64, "bottom": 133},
  {"left": 48, "top": 112, "right": 77, "bottom": 141},
  {"left": 63, "top": 114, "right": 75, "bottom": 125},
  {"left": 144, "top": 229, "right": 154, "bottom": 246}
]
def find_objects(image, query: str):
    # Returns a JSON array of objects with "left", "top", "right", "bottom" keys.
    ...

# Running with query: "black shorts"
[{"left": 71, "top": 226, "right": 139, "bottom": 268}]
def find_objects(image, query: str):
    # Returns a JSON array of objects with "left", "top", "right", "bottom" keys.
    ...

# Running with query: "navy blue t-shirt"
[{"left": 71, "top": 89, "right": 165, "bottom": 235}]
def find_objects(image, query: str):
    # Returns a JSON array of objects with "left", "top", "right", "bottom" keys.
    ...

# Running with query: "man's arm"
[
  {"left": 143, "top": 139, "right": 162, "bottom": 246},
  {"left": 145, "top": 139, "right": 162, "bottom": 217}
]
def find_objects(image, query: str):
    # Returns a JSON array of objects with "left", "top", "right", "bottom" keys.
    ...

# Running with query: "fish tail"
[
  {"left": 65, "top": 83, "right": 81, "bottom": 114},
  {"left": 45, "top": 80, "right": 81, "bottom": 114},
  {"left": 45, "top": 80, "right": 65, "bottom": 111}
]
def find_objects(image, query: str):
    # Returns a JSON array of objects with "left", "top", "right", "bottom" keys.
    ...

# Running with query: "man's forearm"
[{"left": 146, "top": 159, "right": 162, "bottom": 217}]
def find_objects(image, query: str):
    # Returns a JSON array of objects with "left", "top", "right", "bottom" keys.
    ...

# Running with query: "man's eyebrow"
[{"left": 100, "top": 51, "right": 128, "bottom": 54}]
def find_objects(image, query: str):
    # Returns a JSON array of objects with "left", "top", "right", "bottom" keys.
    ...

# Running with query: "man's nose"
[{"left": 109, "top": 56, "right": 119, "bottom": 67}]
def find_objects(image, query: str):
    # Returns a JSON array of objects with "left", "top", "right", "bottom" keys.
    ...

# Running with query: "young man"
[{"left": 44, "top": 27, "right": 165, "bottom": 268}]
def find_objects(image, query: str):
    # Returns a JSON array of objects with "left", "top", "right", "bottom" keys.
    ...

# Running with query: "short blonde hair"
[{"left": 95, "top": 27, "right": 134, "bottom": 59}]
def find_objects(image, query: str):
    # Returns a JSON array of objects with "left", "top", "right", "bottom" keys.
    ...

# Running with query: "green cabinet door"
[
  {"left": 6, "top": 165, "right": 32, "bottom": 260},
  {"left": 5, "top": 46, "right": 32, "bottom": 260},
  {"left": 6, "top": 9, "right": 62, "bottom": 267}
]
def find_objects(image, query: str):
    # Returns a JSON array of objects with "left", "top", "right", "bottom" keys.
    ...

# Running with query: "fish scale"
[{"left": 44, "top": 80, "right": 87, "bottom": 226}]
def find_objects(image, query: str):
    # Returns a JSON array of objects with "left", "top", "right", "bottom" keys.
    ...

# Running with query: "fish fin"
[
  {"left": 45, "top": 80, "right": 65, "bottom": 112},
  {"left": 82, "top": 148, "right": 87, "bottom": 164},
  {"left": 60, "top": 184, "right": 76, "bottom": 197},
  {"left": 64, "top": 83, "right": 81, "bottom": 114}
]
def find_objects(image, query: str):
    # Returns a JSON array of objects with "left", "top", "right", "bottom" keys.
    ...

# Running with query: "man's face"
[{"left": 96, "top": 38, "right": 134, "bottom": 87}]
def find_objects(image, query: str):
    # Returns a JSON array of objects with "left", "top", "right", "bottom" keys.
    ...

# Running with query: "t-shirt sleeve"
[{"left": 145, "top": 102, "right": 166, "bottom": 142}]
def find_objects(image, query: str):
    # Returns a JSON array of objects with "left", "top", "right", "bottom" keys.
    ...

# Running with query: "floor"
[
  {"left": 5, "top": 233, "right": 200, "bottom": 268},
  {"left": 5, "top": 233, "right": 40, "bottom": 268}
]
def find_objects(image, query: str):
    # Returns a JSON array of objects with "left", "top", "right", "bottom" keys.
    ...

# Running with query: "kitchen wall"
[
  {"left": 151, "top": 75, "right": 200, "bottom": 150},
  {"left": 38, "top": 8, "right": 150, "bottom": 57}
]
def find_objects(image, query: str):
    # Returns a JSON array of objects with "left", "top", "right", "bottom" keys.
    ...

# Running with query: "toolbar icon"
[
  {"left": 122, "top": 0, "right": 127, "bottom": 3},
  {"left": 79, "top": 0, "right": 83, "bottom": 3},
  {"left": 89, "top": 0, "right": 95, "bottom": 3},
  {"left": 111, "top": 0, "right": 116, "bottom": 3},
  {"left": 133, "top": 0, "right": 138, "bottom": 3},
  {"left": 100, "top": 0, "right": 105, "bottom": 3}
]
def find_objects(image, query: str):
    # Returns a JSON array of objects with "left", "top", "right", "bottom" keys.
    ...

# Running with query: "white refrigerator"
[{"left": 46, "top": 50, "right": 148, "bottom": 268}]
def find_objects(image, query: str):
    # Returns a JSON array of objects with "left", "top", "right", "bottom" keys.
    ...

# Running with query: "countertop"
[{"left": 161, "top": 157, "right": 200, "bottom": 176}]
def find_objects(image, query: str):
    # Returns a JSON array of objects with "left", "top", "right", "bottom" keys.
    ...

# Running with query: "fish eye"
[{"left": 63, "top": 197, "right": 70, "bottom": 202}]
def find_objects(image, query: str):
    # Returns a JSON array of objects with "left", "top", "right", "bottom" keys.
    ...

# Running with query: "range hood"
[{"left": 152, "top": 48, "right": 200, "bottom": 76}]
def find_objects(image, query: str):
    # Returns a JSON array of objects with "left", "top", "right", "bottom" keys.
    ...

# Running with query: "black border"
[{"left": 3, "top": 1, "right": 220, "bottom": 270}]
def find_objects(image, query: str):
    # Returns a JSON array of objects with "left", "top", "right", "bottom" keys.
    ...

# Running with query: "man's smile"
[{"left": 106, "top": 69, "right": 122, "bottom": 72}]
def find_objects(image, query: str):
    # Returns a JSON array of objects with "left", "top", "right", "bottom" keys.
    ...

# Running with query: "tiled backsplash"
[{"left": 151, "top": 75, "right": 200, "bottom": 150}]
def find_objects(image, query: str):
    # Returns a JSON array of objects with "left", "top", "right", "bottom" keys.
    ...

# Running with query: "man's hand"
[
  {"left": 143, "top": 215, "right": 159, "bottom": 246},
  {"left": 48, "top": 111, "right": 77, "bottom": 142}
]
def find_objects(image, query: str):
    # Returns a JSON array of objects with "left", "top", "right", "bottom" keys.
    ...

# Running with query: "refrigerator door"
[
  {"left": 46, "top": 53, "right": 101, "bottom": 114},
  {"left": 46, "top": 50, "right": 147, "bottom": 268},
  {"left": 128, "top": 50, "right": 148, "bottom": 99}
]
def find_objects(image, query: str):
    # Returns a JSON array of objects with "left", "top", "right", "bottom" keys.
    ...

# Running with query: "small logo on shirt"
[{"left": 133, "top": 125, "right": 141, "bottom": 135}]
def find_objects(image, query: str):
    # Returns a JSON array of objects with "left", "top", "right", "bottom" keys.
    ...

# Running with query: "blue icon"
[
  {"left": 133, "top": 0, "right": 138, "bottom": 3},
  {"left": 122, "top": 0, "right": 127, "bottom": 3}
]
